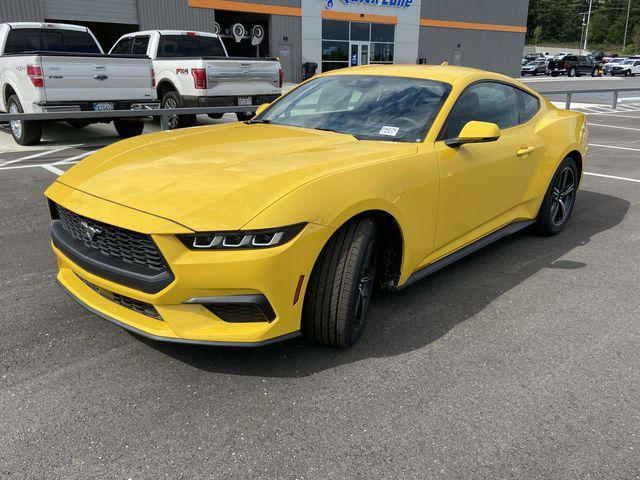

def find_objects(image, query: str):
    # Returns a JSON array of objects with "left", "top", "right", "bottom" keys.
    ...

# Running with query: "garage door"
[{"left": 43, "top": 0, "right": 139, "bottom": 25}]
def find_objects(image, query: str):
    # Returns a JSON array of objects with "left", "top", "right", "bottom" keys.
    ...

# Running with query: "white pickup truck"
[
  {"left": 109, "top": 30, "right": 282, "bottom": 128},
  {"left": 0, "top": 22, "right": 159, "bottom": 145}
]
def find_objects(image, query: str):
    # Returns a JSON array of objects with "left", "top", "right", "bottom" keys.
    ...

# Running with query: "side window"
[
  {"left": 516, "top": 89, "right": 540, "bottom": 123},
  {"left": 111, "top": 37, "right": 133, "bottom": 54},
  {"left": 442, "top": 82, "right": 519, "bottom": 139},
  {"left": 131, "top": 36, "right": 150, "bottom": 55}
]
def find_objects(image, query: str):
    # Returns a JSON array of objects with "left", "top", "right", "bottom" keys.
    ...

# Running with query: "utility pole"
[
  {"left": 623, "top": 0, "right": 632, "bottom": 52},
  {"left": 583, "top": 0, "right": 594, "bottom": 52},
  {"left": 579, "top": 12, "right": 587, "bottom": 54}
]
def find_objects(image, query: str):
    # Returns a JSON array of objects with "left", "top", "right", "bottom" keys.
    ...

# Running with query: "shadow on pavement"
[{"left": 140, "top": 189, "right": 630, "bottom": 377}]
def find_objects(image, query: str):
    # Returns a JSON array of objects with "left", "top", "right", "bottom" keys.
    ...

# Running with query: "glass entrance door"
[{"left": 350, "top": 42, "right": 370, "bottom": 67}]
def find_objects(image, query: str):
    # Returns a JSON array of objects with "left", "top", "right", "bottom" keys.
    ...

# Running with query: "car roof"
[
  {"left": 121, "top": 30, "right": 219, "bottom": 38},
  {"left": 4, "top": 22, "right": 88, "bottom": 32},
  {"left": 321, "top": 64, "right": 521, "bottom": 88}
]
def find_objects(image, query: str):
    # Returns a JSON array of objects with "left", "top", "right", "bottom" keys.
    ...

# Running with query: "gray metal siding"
[
  {"left": 418, "top": 26, "right": 525, "bottom": 77},
  {"left": 0, "top": 0, "right": 44, "bottom": 22},
  {"left": 269, "top": 14, "right": 301, "bottom": 83},
  {"left": 137, "top": 0, "right": 217, "bottom": 30},
  {"left": 421, "top": 0, "right": 528, "bottom": 27},
  {"left": 43, "top": 0, "right": 139, "bottom": 24}
]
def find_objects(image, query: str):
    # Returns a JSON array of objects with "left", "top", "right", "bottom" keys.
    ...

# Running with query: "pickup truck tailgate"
[
  {"left": 41, "top": 55, "right": 153, "bottom": 102},
  {"left": 204, "top": 59, "right": 281, "bottom": 96}
]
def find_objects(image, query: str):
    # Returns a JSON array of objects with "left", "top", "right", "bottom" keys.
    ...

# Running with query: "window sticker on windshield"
[{"left": 379, "top": 126, "right": 399, "bottom": 136}]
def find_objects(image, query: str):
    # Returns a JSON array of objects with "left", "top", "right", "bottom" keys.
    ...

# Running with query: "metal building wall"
[
  {"left": 419, "top": 0, "right": 528, "bottom": 77},
  {"left": 269, "top": 14, "right": 302, "bottom": 83},
  {"left": 418, "top": 27, "right": 526, "bottom": 77},
  {"left": 137, "top": 0, "right": 216, "bottom": 30},
  {"left": 0, "top": 0, "right": 44, "bottom": 22},
  {"left": 42, "top": 0, "right": 139, "bottom": 24}
]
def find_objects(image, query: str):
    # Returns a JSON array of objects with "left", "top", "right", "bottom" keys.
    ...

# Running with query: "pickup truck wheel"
[
  {"left": 7, "top": 95, "right": 41, "bottom": 146},
  {"left": 302, "top": 217, "right": 378, "bottom": 347},
  {"left": 537, "top": 156, "right": 578, "bottom": 236},
  {"left": 568, "top": 67, "right": 577, "bottom": 77},
  {"left": 161, "top": 91, "right": 195, "bottom": 129},
  {"left": 114, "top": 119, "right": 144, "bottom": 138},
  {"left": 236, "top": 112, "right": 254, "bottom": 122}
]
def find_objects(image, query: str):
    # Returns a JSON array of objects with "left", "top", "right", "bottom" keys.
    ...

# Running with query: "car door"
[{"left": 431, "top": 82, "right": 544, "bottom": 255}]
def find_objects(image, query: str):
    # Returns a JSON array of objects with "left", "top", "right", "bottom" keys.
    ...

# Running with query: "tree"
[{"left": 533, "top": 25, "right": 543, "bottom": 47}]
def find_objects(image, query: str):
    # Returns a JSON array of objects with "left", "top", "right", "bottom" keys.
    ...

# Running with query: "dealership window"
[{"left": 321, "top": 20, "right": 395, "bottom": 73}]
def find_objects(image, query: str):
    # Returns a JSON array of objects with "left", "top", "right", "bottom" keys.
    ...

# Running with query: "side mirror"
[
  {"left": 254, "top": 103, "right": 270, "bottom": 117},
  {"left": 445, "top": 121, "right": 500, "bottom": 148}
]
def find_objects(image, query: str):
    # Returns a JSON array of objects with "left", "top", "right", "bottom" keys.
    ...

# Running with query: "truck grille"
[{"left": 55, "top": 204, "right": 167, "bottom": 273}]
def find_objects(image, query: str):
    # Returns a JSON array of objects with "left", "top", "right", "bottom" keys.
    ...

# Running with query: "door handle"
[
  {"left": 94, "top": 74, "right": 109, "bottom": 81},
  {"left": 517, "top": 146, "right": 535, "bottom": 157}
]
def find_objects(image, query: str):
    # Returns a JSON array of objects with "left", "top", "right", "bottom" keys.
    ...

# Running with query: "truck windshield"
[
  {"left": 4, "top": 28, "right": 100, "bottom": 54},
  {"left": 257, "top": 75, "right": 452, "bottom": 143},
  {"left": 157, "top": 35, "right": 225, "bottom": 57}
]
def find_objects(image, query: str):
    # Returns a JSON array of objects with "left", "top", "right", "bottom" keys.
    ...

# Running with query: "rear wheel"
[
  {"left": 7, "top": 95, "right": 41, "bottom": 146},
  {"left": 161, "top": 91, "right": 195, "bottom": 129},
  {"left": 114, "top": 119, "right": 144, "bottom": 138},
  {"left": 625, "top": 69, "right": 632, "bottom": 77},
  {"left": 537, "top": 157, "right": 578, "bottom": 236},
  {"left": 302, "top": 217, "right": 378, "bottom": 347},
  {"left": 568, "top": 67, "right": 577, "bottom": 77}
]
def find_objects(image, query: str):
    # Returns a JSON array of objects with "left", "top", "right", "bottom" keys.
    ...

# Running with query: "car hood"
[{"left": 57, "top": 123, "right": 417, "bottom": 231}]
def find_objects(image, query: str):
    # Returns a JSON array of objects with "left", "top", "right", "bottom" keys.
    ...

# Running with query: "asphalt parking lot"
[{"left": 1, "top": 95, "right": 640, "bottom": 478}]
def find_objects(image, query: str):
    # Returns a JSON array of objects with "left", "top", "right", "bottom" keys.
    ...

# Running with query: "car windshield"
[
  {"left": 622, "top": 60, "right": 633, "bottom": 65},
  {"left": 257, "top": 75, "right": 452, "bottom": 143}
]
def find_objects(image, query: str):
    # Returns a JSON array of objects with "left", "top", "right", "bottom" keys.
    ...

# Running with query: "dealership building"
[{"left": 1, "top": 0, "right": 528, "bottom": 82}]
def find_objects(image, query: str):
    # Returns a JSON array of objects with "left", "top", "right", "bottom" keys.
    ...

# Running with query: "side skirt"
[{"left": 398, "top": 220, "right": 536, "bottom": 290}]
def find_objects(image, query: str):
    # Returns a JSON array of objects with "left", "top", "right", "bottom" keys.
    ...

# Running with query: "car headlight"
[{"left": 178, "top": 223, "right": 307, "bottom": 250}]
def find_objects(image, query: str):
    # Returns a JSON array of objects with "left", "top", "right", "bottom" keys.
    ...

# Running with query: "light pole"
[
  {"left": 579, "top": 12, "right": 587, "bottom": 54},
  {"left": 623, "top": 0, "right": 632, "bottom": 52},
  {"left": 583, "top": 0, "right": 594, "bottom": 52}
]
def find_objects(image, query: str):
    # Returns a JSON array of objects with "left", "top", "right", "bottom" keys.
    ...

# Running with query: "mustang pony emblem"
[{"left": 80, "top": 221, "right": 101, "bottom": 241}]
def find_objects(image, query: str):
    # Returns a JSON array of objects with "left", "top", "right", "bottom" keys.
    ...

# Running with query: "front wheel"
[
  {"left": 568, "top": 67, "right": 576, "bottom": 77},
  {"left": 537, "top": 157, "right": 579, "bottom": 236},
  {"left": 114, "top": 119, "right": 144, "bottom": 138},
  {"left": 7, "top": 95, "right": 42, "bottom": 146},
  {"left": 302, "top": 217, "right": 378, "bottom": 347},
  {"left": 625, "top": 69, "right": 632, "bottom": 77}
]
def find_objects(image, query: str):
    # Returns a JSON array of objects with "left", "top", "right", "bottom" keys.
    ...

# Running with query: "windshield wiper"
[
  {"left": 314, "top": 127, "right": 361, "bottom": 140},
  {"left": 247, "top": 118, "right": 272, "bottom": 124}
]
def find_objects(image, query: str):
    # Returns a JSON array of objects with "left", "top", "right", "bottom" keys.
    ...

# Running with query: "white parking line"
[
  {"left": 41, "top": 164, "right": 66, "bottom": 176},
  {"left": 0, "top": 146, "right": 71, "bottom": 167},
  {"left": 586, "top": 112, "right": 640, "bottom": 118},
  {"left": 51, "top": 150, "right": 95, "bottom": 165},
  {"left": 587, "top": 123, "right": 640, "bottom": 131},
  {"left": 0, "top": 149, "right": 97, "bottom": 171},
  {"left": 588, "top": 143, "right": 640, "bottom": 152},
  {"left": 585, "top": 172, "right": 640, "bottom": 183}
]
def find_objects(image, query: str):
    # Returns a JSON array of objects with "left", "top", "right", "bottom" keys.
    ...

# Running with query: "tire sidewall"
[{"left": 538, "top": 157, "right": 579, "bottom": 235}]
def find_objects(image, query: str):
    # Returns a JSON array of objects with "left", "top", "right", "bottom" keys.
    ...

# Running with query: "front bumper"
[{"left": 46, "top": 182, "right": 333, "bottom": 346}]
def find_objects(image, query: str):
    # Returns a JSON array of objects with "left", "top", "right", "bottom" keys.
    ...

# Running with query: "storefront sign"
[{"left": 325, "top": 0, "right": 413, "bottom": 9}]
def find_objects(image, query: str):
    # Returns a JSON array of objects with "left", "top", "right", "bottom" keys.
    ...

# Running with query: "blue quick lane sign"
[{"left": 326, "top": 0, "right": 413, "bottom": 9}]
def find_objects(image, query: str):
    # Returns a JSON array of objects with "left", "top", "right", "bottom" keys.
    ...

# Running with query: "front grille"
[
  {"left": 80, "top": 275, "right": 162, "bottom": 321},
  {"left": 205, "top": 304, "right": 269, "bottom": 323},
  {"left": 55, "top": 204, "right": 167, "bottom": 273}
]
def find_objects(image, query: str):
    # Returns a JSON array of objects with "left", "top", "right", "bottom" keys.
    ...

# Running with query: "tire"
[
  {"left": 591, "top": 67, "right": 598, "bottom": 77},
  {"left": 537, "top": 157, "right": 579, "bottom": 236},
  {"left": 551, "top": 72, "right": 558, "bottom": 77},
  {"left": 625, "top": 69, "right": 631, "bottom": 77},
  {"left": 236, "top": 111, "right": 254, "bottom": 122},
  {"left": 568, "top": 67, "right": 577, "bottom": 77},
  {"left": 161, "top": 91, "right": 195, "bottom": 129},
  {"left": 67, "top": 120, "right": 90, "bottom": 129},
  {"left": 207, "top": 113, "right": 224, "bottom": 120},
  {"left": 7, "top": 95, "right": 41, "bottom": 146},
  {"left": 302, "top": 217, "right": 379, "bottom": 347},
  {"left": 114, "top": 119, "right": 144, "bottom": 138}
]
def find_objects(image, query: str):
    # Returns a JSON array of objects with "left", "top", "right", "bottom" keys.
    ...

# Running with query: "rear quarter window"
[{"left": 516, "top": 89, "right": 540, "bottom": 123}]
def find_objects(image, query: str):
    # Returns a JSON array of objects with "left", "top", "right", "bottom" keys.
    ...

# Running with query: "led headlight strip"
[{"left": 178, "top": 223, "right": 307, "bottom": 250}]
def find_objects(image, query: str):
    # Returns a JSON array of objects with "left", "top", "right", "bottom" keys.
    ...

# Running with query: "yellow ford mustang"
[{"left": 45, "top": 65, "right": 587, "bottom": 348}]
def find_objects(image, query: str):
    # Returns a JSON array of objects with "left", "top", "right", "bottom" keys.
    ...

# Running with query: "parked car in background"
[
  {"left": 547, "top": 55, "right": 601, "bottom": 77},
  {"left": 521, "top": 59, "right": 548, "bottom": 76},
  {"left": 110, "top": 30, "right": 282, "bottom": 128},
  {"left": 0, "top": 22, "right": 158, "bottom": 145},
  {"left": 604, "top": 57, "right": 627, "bottom": 74},
  {"left": 610, "top": 58, "right": 640, "bottom": 76}
]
